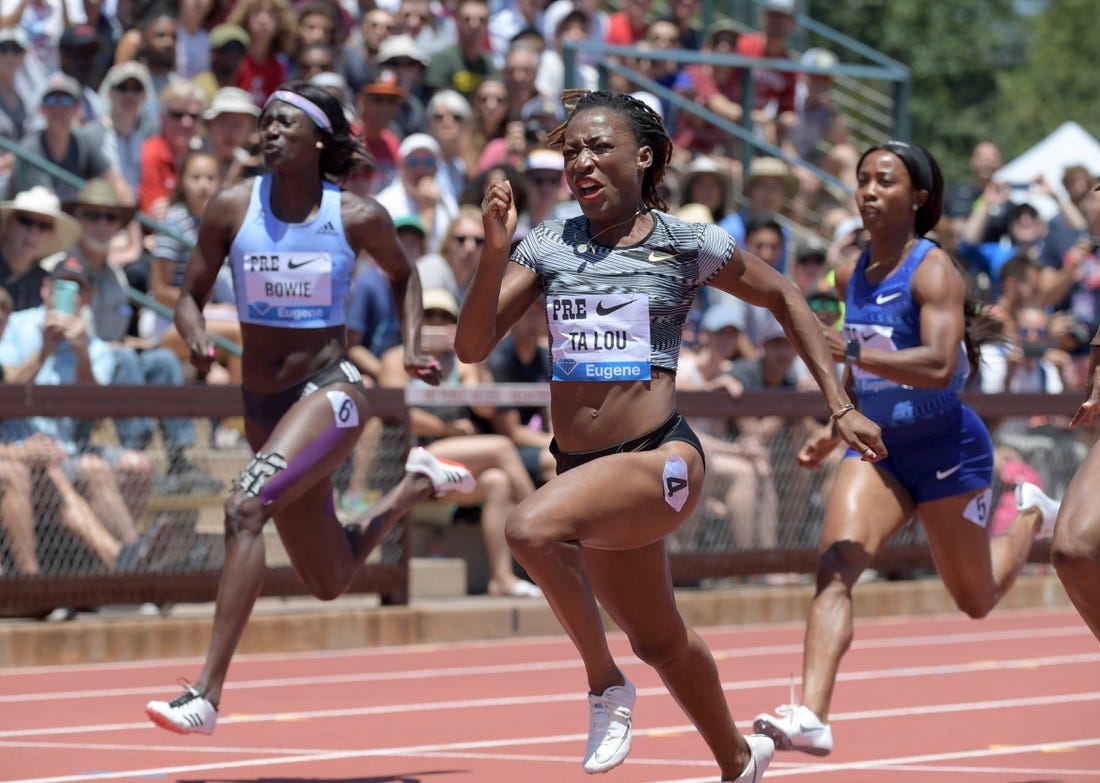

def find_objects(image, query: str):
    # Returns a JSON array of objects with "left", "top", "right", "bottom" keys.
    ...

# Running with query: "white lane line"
[
  {"left": 0, "top": 606, "right": 1082, "bottom": 679},
  {"left": 4, "top": 726, "right": 1097, "bottom": 783},
  {"left": 1, "top": 625, "right": 1091, "bottom": 704},
  {"left": 1, "top": 654, "right": 1097, "bottom": 740},
  {"left": 643, "top": 736, "right": 1100, "bottom": 781}
]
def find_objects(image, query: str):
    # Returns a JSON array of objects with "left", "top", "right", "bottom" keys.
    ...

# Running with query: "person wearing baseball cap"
[
  {"left": 377, "top": 133, "right": 458, "bottom": 254},
  {"left": 204, "top": 87, "right": 262, "bottom": 184},
  {"left": 87, "top": 62, "right": 157, "bottom": 194},
  {"left": 17, "top": 71, "right": 133, "bottom": 208},
  {"left": 376, "top": 34, "right": 431, "bottom": 137},
  {"left": 59, "top": 24, "right": 104, "bottom": 94},
  {"left": 352, "top": 70, "right": 406, "bottom": 194},
  {"left": 193, "top": 24, "right": 251, "bottom": 103},
  {"left": 0, "top": 28, "right": 30, "bottom": 141}
]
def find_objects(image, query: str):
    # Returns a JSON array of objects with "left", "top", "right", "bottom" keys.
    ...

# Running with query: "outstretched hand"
[
  {"left": 187, "top": 332, "right": 217, "bottom": 374},
  {"left": 405, "top": 355, "right": 442, "bottom": 385},
  {"left": 797, "top": 423, "right": 842, "bottom": 471},
  {"left": 834, "top": 409, "right": 886, "bottom": 463}
]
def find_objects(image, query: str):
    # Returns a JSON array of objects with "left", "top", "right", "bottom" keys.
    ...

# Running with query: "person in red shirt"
[
  {"left": 604, "top": 0, "right": 650, "bottom": 46},
  {"left": 735, "top": 0, "right": 799, "bottom": 147},
  {"left": 351, "top": 70, "right": 406, "bottom": 195},
  {"left": 226, "top": 0, "right": 297, "bottom": 105},
  {"left": 674, "top": 20, "right": 742, "bottom": 159},
  {"left": 139, "top": 82, "right": 207, "bottom": 220}
]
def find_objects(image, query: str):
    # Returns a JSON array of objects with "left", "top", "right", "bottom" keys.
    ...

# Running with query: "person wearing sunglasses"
[
  {"left": 425, "top": 89, "right": 473, "bottom": 206},
  {"left": 9, "top": 73, "right": 132, "bottom": 209},
  {"left": 60, "top": 178, "right": 222, "bottom": 497},
  {"left": 83, "top": 62, "right": 158, "bottom": 200},
  {"left": 0, "top": 27, "right": 31, "bottom": 146},
  {"left": 0, "top": 186, "right": 81, "bottom": 312},
  {"left": 377, "top": 132, "right": 458, "bottom": 254},
  {"left": 523, "top": 147, "right": 578, "bottom": 227},
  {"left": 139, "top": 81, "right": 208, "bottom": 221}
]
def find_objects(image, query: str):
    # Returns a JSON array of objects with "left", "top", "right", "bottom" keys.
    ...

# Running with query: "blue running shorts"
[{"left": 844, "top": 403, "right": 993, "bottom": 504}]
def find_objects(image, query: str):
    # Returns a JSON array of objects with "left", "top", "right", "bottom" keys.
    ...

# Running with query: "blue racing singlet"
[
  {"left": 228, "top": 174, "right": 356, "bottom": 328},
  {"left": 844, "top": 238, "right": 969, "bottom": 431}
]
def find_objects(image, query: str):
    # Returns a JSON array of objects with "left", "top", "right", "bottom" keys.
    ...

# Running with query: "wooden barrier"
[{"left": 0, "top": 385, "right": 1085, "bottom": 611}]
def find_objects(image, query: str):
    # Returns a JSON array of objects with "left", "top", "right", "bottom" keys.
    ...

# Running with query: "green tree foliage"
[
  {"left": 808, "top": 0, "right": 1023, "bottom": 182},
  {"left": 995, "top": 0, "right": 1100, "bottom": 162}
]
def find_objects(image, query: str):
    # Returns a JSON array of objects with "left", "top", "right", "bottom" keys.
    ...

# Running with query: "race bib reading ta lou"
[{"left": 547, "top": 294, "right": 651, "bottom": 381}]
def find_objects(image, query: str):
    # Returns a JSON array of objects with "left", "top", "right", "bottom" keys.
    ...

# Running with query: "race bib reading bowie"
[
  {"left": 547, "top": 293, "right": 651, "bottom": 381},
  {"left": 242, "top": 251, "right": 333, "bottom": 323}
]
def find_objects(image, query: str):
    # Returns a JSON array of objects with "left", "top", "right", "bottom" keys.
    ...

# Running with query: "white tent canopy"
[{"left": 993, "top": 121, "right": 1100, "bottom": 219}]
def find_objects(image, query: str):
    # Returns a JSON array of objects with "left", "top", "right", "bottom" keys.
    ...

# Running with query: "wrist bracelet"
[{"left": 830, "top": 403, "right": 856, "bottom": 421}]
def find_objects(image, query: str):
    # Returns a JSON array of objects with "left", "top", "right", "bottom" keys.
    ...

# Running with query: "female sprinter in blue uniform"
[
  {"left": 455, "top": 90, "right": 884, "bottom": 783},
  {"left": 145, "top": 82, "right": 474, "bottom": 734},
  {"left": 753, "top": 141, "right": 1057, "bottom": 756}
]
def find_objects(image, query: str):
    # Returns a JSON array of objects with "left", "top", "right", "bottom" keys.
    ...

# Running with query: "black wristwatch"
[{"left": 844, "top": 339, "right": 861, "bottom": 367}]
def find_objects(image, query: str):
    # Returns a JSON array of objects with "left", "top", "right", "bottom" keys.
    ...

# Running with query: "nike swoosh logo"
[
  {"left": 287, "top": 255, "right": 325, "bottom": 269},
  {"left": 935, "top": 464, "right": 962, "bottom": 480},
  {"left": 648, "top": 251, "right": 676, "bottom": 262},
  {"left": 875, "top": 292, "right": 902, "bottom": 304},
  {"left": 596, "top": 299, "right": 636, "bottom": 316}
]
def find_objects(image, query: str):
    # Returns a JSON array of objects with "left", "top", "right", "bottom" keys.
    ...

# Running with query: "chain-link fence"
[{"left": 0, "top": 386, "right": 1090, "bottom": 611}]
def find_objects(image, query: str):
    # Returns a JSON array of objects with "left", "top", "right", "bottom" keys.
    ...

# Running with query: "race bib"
[
  {"left": 242, "top": 251, "right": 333, "bottom": 323},
  {"left": 547, "top": 294, "right": 651, "bottom": 381}
]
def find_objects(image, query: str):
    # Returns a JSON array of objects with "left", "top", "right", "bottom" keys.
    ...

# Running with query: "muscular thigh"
[
  {"left": 1056, "top": 440, "right": 1100, "bottom": 551},
  {"left": 240, "top": 382, "right": 368, "bottom": 520},
  {"left": 820, "top": 457, "right": 914, "bottom": 554},
  {"left": 918, "top": 487, "right": 994, "bottom": 597},
  {"left": 521, "top": 441, "right": 705, "bottom": 550},
  {"left": 584, "top": 540, "right": 684, "bottom": 645}
]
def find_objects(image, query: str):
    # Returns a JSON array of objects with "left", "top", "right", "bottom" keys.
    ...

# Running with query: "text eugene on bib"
[
  {"left": 547, "top": 293, "right": 651, "bottom": 381},
  {"left": 242, "top": 251, "right": 334, "bottom": 322}
]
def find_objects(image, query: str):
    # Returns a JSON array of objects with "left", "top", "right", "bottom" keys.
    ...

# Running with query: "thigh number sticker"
[
  {"left": 663, "top": 452, "right": 689, "bottom": 512},
  {"left": 327, "top": 390, "right": 360, "bottom": 428}
]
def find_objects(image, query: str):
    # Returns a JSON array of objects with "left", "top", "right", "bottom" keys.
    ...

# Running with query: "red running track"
[{"left": 1, "top": 606, "right": 1097, "bottom": 782}]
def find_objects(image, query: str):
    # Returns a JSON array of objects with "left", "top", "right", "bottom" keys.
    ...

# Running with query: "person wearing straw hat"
[
  {"left": 0, "top": 186, "right": 82, "bottom": 311},
  {"left": 61, "top": 178, "right": 222, "bottom": 494},
  {"left": 718, "top": 156, "right": 799, "bottom": 274}
]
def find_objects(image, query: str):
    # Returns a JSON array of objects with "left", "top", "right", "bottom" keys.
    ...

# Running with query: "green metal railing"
[
  {"left": 562, "top": 40, "right": 910, "bottom": 195},
  {"left": 0, "top": 134, "right": 242, "bottom": 356}
]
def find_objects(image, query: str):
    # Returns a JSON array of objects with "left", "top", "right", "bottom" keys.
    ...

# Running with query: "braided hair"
[
  {"left": 546, "top": 90, "right": 673, "bottom": 212},
  {"left": 264, "top": 80, "right": 366, "bottom": 180}
]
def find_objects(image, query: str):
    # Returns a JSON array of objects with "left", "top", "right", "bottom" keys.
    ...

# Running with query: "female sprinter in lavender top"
[
  {"left": 145, "top": 82, "right": 475, "bottom": 734},
  {"left": 455, "top": 90, "right": 884, "bottom": 783}
]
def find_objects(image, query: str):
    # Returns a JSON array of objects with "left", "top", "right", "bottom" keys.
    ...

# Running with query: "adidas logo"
[{"left": 317, "top": 220, "right": 338, "bottom": 235}]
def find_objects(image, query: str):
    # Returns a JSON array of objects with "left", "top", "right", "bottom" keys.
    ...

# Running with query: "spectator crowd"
[{"left": 0, "top": 0, "right": 1094, "bottom": 585}]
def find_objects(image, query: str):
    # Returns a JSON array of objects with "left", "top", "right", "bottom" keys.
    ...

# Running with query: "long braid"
[{"left": 547, "top": 90, "right": 672, "bottom": 212}]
